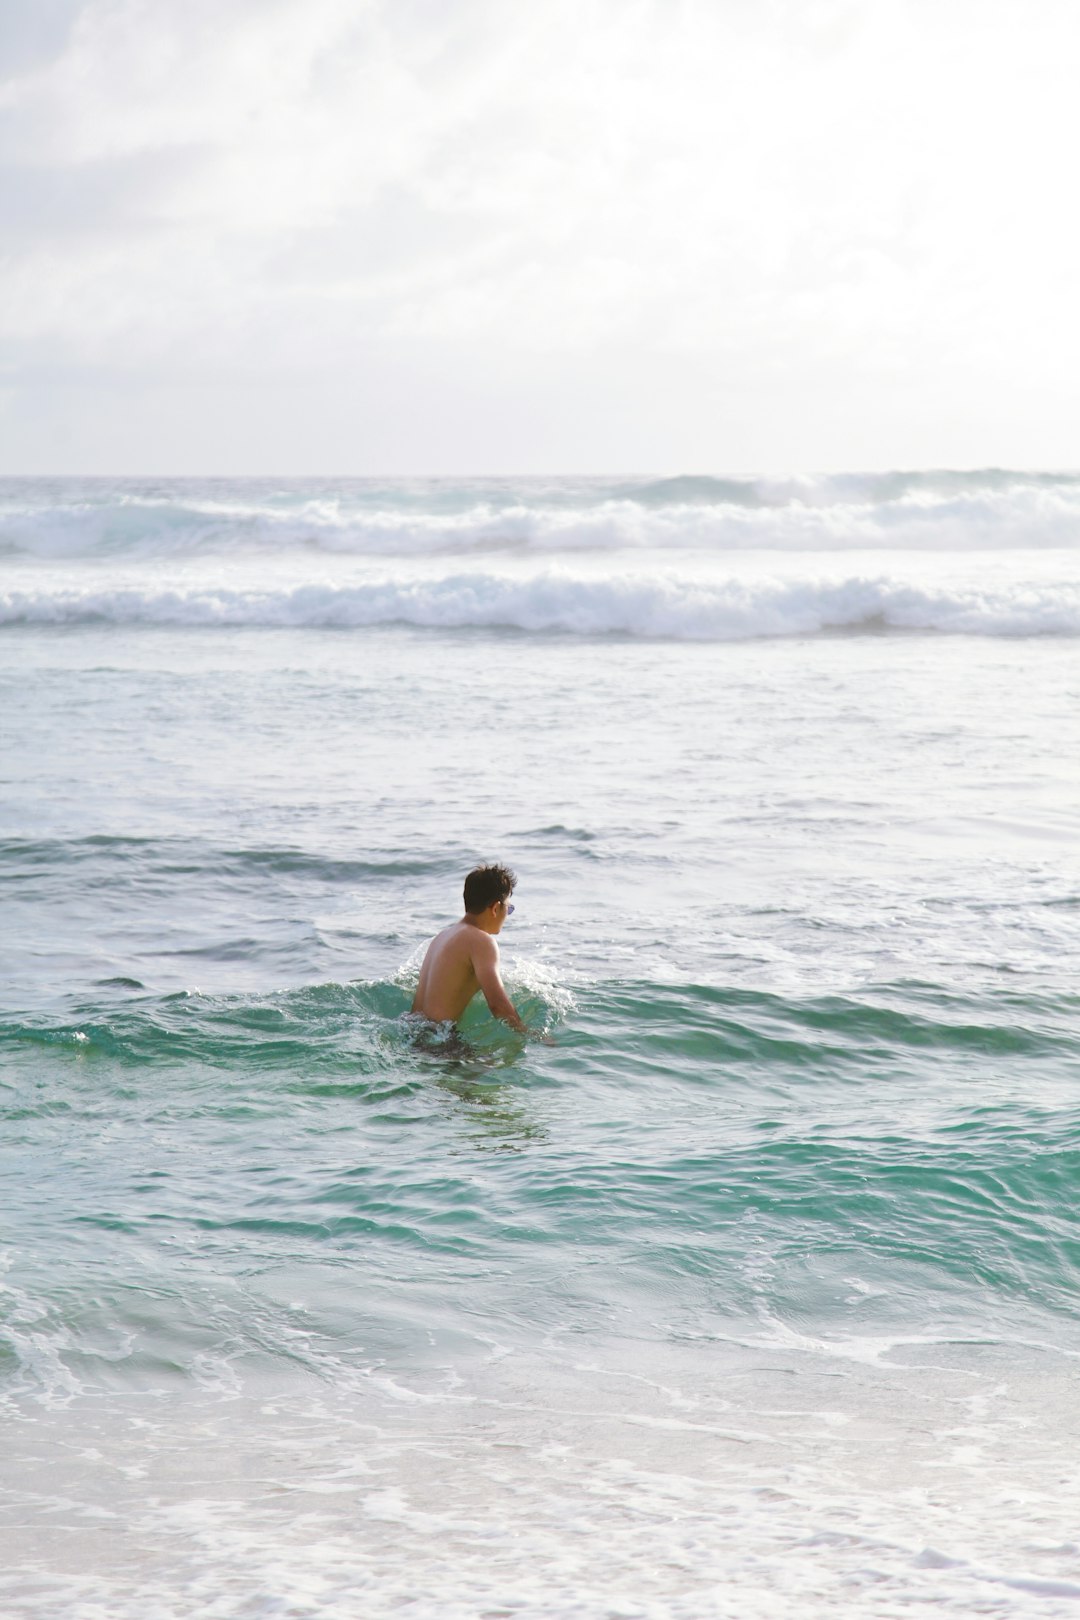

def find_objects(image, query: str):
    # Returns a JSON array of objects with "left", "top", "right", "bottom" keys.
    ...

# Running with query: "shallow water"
[{"left": 3, "top": 476, "right": 1080, "bottom": 1616}]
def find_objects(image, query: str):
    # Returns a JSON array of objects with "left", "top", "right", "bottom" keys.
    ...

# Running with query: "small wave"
[
  {"left": 580, "top": 978, "right": 1080, "bottom": 1061},
  {"left": 3, "top": 570, "right": 1078, "bottom": 638},
  {"left": 0, "top": 963, "right": 573, "bottom": 1077},
  {"left": 0, "top": 980, "right": 411, "bottom": 1075},
  {"left": 0, "top": 834, "right": 460, "bottom": 885}
]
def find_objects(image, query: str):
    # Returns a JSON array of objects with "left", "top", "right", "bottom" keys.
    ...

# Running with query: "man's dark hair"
[{"left": 463, "top": 863, "right": 516, "bottom": 915}]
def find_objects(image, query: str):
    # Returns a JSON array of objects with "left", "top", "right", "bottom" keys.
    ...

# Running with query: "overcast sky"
[{"left": 1, "top": 0, "right": 1077, "bottom": 474}]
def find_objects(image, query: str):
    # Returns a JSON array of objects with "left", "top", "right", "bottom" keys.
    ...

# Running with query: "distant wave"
[
  {"left": 3, "top": 570, "right": 1078, "bottom": 638},
  {"left": 2, "top": 470, "right": 1080, "bottom": 558},
  {"left": 0, "top": 833, "right": 459, "bottom": 884}
]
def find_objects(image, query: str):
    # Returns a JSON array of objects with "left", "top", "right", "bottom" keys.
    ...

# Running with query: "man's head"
[{"left": 463, "top": 863, "right": 516, "bottom": 931}]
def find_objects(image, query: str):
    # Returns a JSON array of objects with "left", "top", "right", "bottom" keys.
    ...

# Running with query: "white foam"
[
  {"left": 5, "top": 1355, "right": 1080, "bottom": 1620},
  {"left": 3, "top": 471, "right": 1080, "bottom": 560},
  {"left": 2, "top": 567, "right": 1078, "bottom": 638}
]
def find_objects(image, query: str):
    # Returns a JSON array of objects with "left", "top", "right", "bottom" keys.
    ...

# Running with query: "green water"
[{"left": 2, "top": 552, "right": 1079, "bottom": 1614}]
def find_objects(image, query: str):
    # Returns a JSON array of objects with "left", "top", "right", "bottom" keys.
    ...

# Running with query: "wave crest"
[
  {"left": 2, "top": 569, "right": 1078, "bottom": 639},
  {"left": 3, "top": 470, "right": 1080, "bottom": 558}
]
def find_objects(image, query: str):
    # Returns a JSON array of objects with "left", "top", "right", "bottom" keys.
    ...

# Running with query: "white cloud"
[{"left": 1, "top": 0, "right": 1078, "bottom": 470}]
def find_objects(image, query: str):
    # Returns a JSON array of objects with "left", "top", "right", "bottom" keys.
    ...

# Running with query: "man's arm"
[{"left": 470, "top": 933, "right": 526, "bottom": 1032}]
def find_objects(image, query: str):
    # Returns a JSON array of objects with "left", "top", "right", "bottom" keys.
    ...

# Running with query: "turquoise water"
[{"left": 3, "top": 478, "right": 1080, "bottom": 1617}]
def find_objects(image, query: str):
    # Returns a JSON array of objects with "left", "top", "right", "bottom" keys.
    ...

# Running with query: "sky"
[{"left": 0, "top": 0, "right": 1078, "bottom": 475}]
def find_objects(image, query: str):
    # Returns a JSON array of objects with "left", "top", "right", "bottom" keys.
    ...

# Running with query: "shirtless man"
[{"left": 411, "top": 864, "right": 526, "bottom": 1032}]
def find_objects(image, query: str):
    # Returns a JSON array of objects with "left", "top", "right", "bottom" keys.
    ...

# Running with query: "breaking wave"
[
  {"left": 3, "top": 569, "right": 1078, "bottom": 638},
  {"left": 2, "top": 470, "right": 1080, "bottom": 558}
]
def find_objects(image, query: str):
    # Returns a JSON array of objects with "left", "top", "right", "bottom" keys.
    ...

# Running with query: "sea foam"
[
  {"left": 3, "top": 569, "right": 1079, "bottom": 638},
  {"left": 2, "top": 470, "right": 1080, "bottom": 558}
]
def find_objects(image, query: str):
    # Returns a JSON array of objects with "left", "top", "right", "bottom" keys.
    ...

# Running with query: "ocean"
[{"left": 2, "top": 471, "right": 1079, "bottom": 1618}]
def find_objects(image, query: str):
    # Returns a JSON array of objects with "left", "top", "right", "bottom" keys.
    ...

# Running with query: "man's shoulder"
[{"left": 439, "top": 921, "right": 494, "bottom": 955}]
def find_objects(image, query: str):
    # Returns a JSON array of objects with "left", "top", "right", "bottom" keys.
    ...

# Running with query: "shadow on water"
[
  {"left": 437, "top": 1071, "right": 550, "bottom": 1152},
  {"left": 394, "top": 1015, "right": 551, "bottom": 1150}
]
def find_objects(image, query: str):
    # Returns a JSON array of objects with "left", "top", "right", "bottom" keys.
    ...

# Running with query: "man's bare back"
[{"left": 411, "top": 865, "right": 525, "bottom": 1032}]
